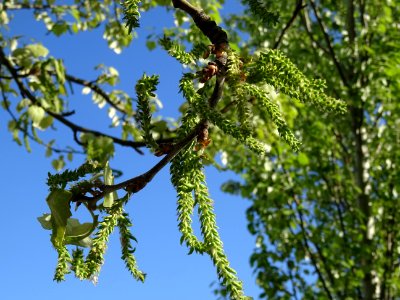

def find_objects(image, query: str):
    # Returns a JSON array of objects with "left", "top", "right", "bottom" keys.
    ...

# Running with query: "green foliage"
[
  {"left": 103, "top": 161, "right": 117, "bottom": 208},
  {"left": 200, "top": 104, "right": 267, "bottom": 155},
  {"left": 171, "top": 145, "right": 207, "bottom": 253},
  {"left": 84, "top": 205, "right": 120, "bottom": 278},
  {"left": 159, "top": 36, "right": 196, "bottom": 65},
  {"left": 71, "top": 248, "right": 87, "bottom": 280},
  {"left": 6, "top": 0, "right": 391, "bottom": 299},
  {"left": 42, "top": 188, "right": 143, "bottom": 283},
  {"left": 159, "top": 36, "right": 210, "bottom": 68},
  {"left": 214, "top": 1, "right": 400, "bottom": 299},
  {"left": 46, "top": 189, "right": 72, "bottom": 248},
  {"left": 242, "top": 0, "right": 280, "bottom": 27},
  {"left": 247, "top": 49, "right": 347, "bottom": 114},
  {"left": 180, "top": 74, "right": 268, "bottom": 156},
  {"left": 225, "top": 51, "right": 244, "bottom": 83},
  {"left": 41, "top": 158, "right": 143, "bottom": 282},
  {"left": 80, "top": 134, "right": 115, "bottom": 164},
  {"left": 235, "top": 82, "right": 301, "bottom": 151}
]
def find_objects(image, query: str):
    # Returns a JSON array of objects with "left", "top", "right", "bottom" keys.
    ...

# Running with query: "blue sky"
[{"left": 0, "top": 2, "right": 262, "bottom": 300}]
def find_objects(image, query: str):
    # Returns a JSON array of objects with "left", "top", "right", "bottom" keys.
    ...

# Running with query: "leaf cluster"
[
  {"left": 247, "top": 49, "right": 347, "bottom": 114},
  {"left": 41, "top": 188, "right": 144, "bottom": 283}
]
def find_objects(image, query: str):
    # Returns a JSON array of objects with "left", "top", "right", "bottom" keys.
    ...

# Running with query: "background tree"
[
  {"left": 0, "top": 1, "right": 397, "bottom": 300},
  {"left": 215, "top": 0, "right": 399, "bottom": 299}
]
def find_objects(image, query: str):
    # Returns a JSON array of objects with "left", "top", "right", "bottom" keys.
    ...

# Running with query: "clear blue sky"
[{"left": 0, "top": 2, "right": 262, "bottom": 299}]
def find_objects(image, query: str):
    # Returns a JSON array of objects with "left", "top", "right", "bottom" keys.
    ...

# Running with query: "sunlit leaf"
[
  {"left": 46, "top": 189, "right": 72, "bottom": 248},
  {"left": 103, "top": 161, "right": 117, "bottom": 208}
]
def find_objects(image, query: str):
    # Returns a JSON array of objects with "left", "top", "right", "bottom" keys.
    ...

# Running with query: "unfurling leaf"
[
  {"left": 65, "top": 217, "right": 99, "bottom": 247},
  {"left": 28, "top": 105, "right": 45, "bottom": 126},
  {"left": 103, "top": 161, "right": 117, "bottom": 208}
]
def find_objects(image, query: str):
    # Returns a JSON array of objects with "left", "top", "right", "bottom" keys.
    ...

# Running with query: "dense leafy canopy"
[
  {"left": 1, "top": 1, "right": 398, "bottom": 300},
  {"left": 218, "top": 1, "right": 400, "bottom": 299}
]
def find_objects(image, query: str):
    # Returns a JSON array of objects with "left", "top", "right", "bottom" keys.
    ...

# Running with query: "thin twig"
[
  {"left": 309, "top": 0, "right": 350, "bottom": 88},
  {"left": 276, "top": 149, "right": 335, "bottom": 299},
  {"left": 332, "top": 129, "right": 350, "bottom": 158},
  {"left": 273, "top": 0, "right": 306, "bottom": 49},
  {"left": 293, "top": 196, "right": 335, "bottom": 300},
  {"left": 300, "top": 10, "right": 330, "bottom": 56},
  {"left": 3, "top": 3, "right": 79, "bottom": 10},
  {"left": 0, "top": 47, "right": 148, "bottom": 154},
  {"left": 63, "top": 73, "right": 136, "bottom": 119}
]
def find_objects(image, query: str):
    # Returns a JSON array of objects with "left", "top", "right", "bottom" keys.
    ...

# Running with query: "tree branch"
[
  {"left": 300, "top": 10, "right": 330, "bottom": 56},
  {"left": 309, "top": 0, "right": 350, "bottom": 89},
  {"left": 63, "top": 73, "right": 136, "bottom": 119},
  {"left": 172, "top": 0, "right": 228, "bottom": 48},
  {"left": 74, "top": 70, "right": 228, "bottom": 206},
  {"left": 60, "top": 0, "right": 230, "bottom": 208},
  {"left": 381, "top": 181, "right": 397, "bottom": 299},
  {"left": 347, "top": 0, "right": 356, "bottom": 45},
  {"left": 273, "top": 0, "right": 306, "bottom": 49},
  {"left": 0, "top": 47, "right": 151, "bottom": 154},
  {"left": 3, "top": 3, "right": 79, "bottom": 11},
  {"left": 293, "top": 196, "right": 335, "bottom": 300},
  {"left": 0, "top": 82, "right": 84, "bottom": 155}
]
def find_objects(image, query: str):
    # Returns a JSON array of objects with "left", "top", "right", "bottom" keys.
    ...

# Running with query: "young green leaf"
[
  {"left": 46, "top": 189, "right": 72, "bottom": 248},
  {"left": 103, "top": 161, "right": 117, "bottom": 208}
]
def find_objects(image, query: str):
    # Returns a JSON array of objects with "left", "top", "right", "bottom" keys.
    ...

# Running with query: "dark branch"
[
  {"left": 63, "top": 73, "right": 135, "bottom": 119},
  {"left": 346, "top": 0, "right": 356, "bottom": 44},
  {"left": 71, "top": 0, "right": 229, "bottom": 207},
  {"left": 309, "top": 0, "right": 350, "bottom": 88},
  {"left": 0, "top": 47, "right": 149, "bottom": 154},
  {"left": 273, "top": 0, "right": 306, "bottom": 49},
  {"left": 172, "top": 0, "right": 228, "bottom": 47},
  {"left": 300, "top": 10, "right": 330, "bottom": 56}
]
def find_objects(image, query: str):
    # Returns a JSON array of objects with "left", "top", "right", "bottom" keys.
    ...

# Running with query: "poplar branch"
[
  {"left": 172, "top": 0, "right": 228, "bottom": 47},
  {"left": 70, "top": 0, "right": 230, "bottom": 215},
  {"left": 0, "top": 47, "right": 180, "bottom": 155},
  {"left": 71, "top": 76, "right": 228, "bottom": 206},
  {"left": 63, "top": 73, "right": 135, "bottom": 119},
  {"left": 1, "top": 89, "right": 83, "bottom": 155}
]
